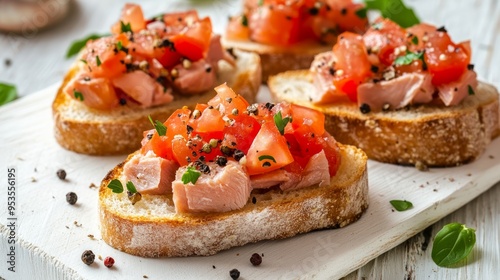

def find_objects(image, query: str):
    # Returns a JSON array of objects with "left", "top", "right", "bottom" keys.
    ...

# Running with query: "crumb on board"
[
  {"left": 89, "top": 183, "right": 97, "bottom": 189},
  {"left": 74, "top": 221, "right": 82, "bottom": 227}
]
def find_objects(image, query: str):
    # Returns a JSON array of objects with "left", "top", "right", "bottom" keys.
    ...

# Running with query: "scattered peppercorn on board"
[{"left": 0, "top": 83, "right": 499, "bottom": 280}]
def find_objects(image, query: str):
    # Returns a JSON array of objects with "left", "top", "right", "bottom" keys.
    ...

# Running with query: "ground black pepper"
[
  {"left": 81, "top": 250, "right": 95, "bottom": 265},
  {"left": 252, "top": 197, "right": 257, "bottom": 204},
  {"left": 233, "top": 150, "right": 245, "bottom": 161},
  {"left": 57, "top": 169, "right": 67, "bottom": 180},
  {"left": 66, "top": 192, "right": 78, "bottom": 205},
  {"left": 250, "top": 253, "right": 262, "bottom": 266},
  {"left": 229, "top": 269, "right": 240, "bottom": 280},
  {"left": 359, "top": 103, "right": 371, "bottom": 114},
  {"left": 4, "top": 58, "right": 11, "bottom": 67},
  {"left": 215, "top": 156, "right": 228, "bottom": 167}
]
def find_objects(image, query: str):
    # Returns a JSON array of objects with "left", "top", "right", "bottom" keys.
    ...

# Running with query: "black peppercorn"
[
  {"left": 81, "top": 250, "right": 95, "bottom": 265},
  {"left": 66, "top": 192, "right": 78, "bottom": 205},
  {"left": 229, "top": 268, "right": 240, "bottom": 280},
  {"left": 359, "top": 103, "right": 371, "bottom": 114},
  {"left": 57, "top": 169, "right": 67, "bottom": 180},
  {"left": 215, "top": 156, "right": 228, "bottom": 167},
  {"left": 250, "top": 253, "right": 262, "bottom": 266},
  {"left": 233, "top": 150, "right": 245, "bottom": 161}
]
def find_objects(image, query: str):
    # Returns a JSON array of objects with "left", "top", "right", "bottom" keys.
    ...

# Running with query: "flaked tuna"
[
  {"left": 112, "top": 70, "right": 173, "bottom": 107},
  {"left": 437, "top": 70, "right": 478, "bottom": 106},
  {"left": 172, "top": 161, "right": 252, "bottom": 213},
  {"left": 64, "top": 73, "right": 119, "bottom": 110},
  {"left": 310, "top": 52, "right": 351, "bottom": 104},
  {"left": 123, "top": 152, "right": 179, "bottom": 195}
]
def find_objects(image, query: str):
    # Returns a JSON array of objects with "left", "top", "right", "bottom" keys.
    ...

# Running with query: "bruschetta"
[
  {"left": 99, "top": 84, "right": 368, "bottom": 257},
  {"left": 53, "top": 4, "right": 261, "bottom": 155},
  {"left": 222, "top": 0, "right": 368, "bottom": 82},
  {"left": 269, "top": 18, "right": 500, "bottom": 166}
]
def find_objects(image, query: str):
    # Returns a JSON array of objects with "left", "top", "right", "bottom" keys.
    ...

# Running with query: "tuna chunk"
[
  {"left": 123, "top": 152, "right": 179, "bottom": 195},
  {"left": 287, "top": 150, "right": 330, "bottom": 191},
  {"left": 310, "top": 52, "right": 352, "bottom": 104},
  {"left": 172, "top": 161, "right": 252, "bottom": 213},
  {"left": 112, "top": 70, "right": 173, "bottom": 107},
  {"left": 437, "top": 70, "right": 478, "bottom": 106},
  {"left": 207, "top": 34, "right": 236, "bottom": 69},
  {"left": 250, "top": 169, "right": 300, "bottom": 189},
  {"left": 173, "top": 59, "right": 217, "bottom": 95},
  {"left": 64, "top": 73, "right": 119, "bottom": 110},
  {"left": 357, "top": 73, "right": 435, "bottom": 111}
]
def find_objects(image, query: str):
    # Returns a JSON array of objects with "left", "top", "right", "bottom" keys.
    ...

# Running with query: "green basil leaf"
[
  {"left": 390, "top": 200, "right": 413, "bottom": 211},
  {"left": 66, "top": 33, "right": 107, "bottom": 58},
  {"left": 241, "top": 15, "right": 248, "bottom": 27},
  {"left": 393, "top": 51, "right": 423, "bottom": 66},
  {"left": 182, "top": 166, "right": 201, "bottom": 184},
  {"left": 432, "top": 223, "right": 476, "bottom": 267},
  {"left": 96, "top": 55, "right": 102, "bottom": 67},
  {"left": 107, "top": 179, "right": 124, "bottom": 193},
  {"left": 116, "top": 41, "right": 123, "bottom": 51},
  {"left": 0, "top": 83, "right": 18, "bottom": 106},
  {"left": 411, "top": 36, "right": 419, "bottom": 45},
  {"left": 148, "top": 115, "right": 167, "bottom": 136},
  {"left": 121, "top": 21, "right": 132, "bottom": 33},
  {"left": 363, "top": 0, "right": 420, "bottom": 28},
  {"left": 273, "top": 111, "right": 291, "bottom": 135},
  {"left": 258, "top": 155, "right": 276, "bottom": 163},
  {"left": 126, "top": 181, "right": 138, "bottom": 194},
  {"left": 73, "top": 90, "right": 84, "bottom": 101},
  {"left": 355, "top": 7, "right": 368, "bottom": 19},
  {"left": 468, "top": 85, "right": 475, "bottom": 95}
]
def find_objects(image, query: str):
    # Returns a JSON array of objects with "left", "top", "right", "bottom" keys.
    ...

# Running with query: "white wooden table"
[{"left": 1, "top": 0, "right": 499, "bottom": 279}]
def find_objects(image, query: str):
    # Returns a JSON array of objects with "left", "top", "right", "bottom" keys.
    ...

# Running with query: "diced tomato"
[
  {"left": 222, "top": 114, "right": 261, "bottom": 154},
  {"left": 248, "top": 4, "right": 301, "bottom": 46},
  {"left": 326, "top": 2, "right": 368, "bottom": 33},
  {"left": 289, "top": 104, "right": 325, "bottom": 137},
  {"left": 209, "top": 83, "right": 249, "bottom": 116},
  {"left": 82, "top": 37, "right": 127, "bottom": 79},
  {"left": 155, "top": 47, "right": 182, "bottom": 69},
  {"left": 171, "top": 136, "right": 190, "bottom": 166},
  {"left": 406, "top": 23, "right": 437, "bottom": 50},
  {"left": 164, "top": 108, "right": 191, "bottom": 140},
  {"left": 111, "top": 3, "right": 146, "bottom": 34},
  {"left": 193, "top": 107, "right": 225, "bottom": 135},
  {"left": 333, "top": 32, "right": 372, "bottom": 101},
  {"left": 141, "top": 133, "right": 172, "bottom": 159},
  {"left": 246, "top": 121, "right": 294, "bottom": 175},
  {"left": 171, "top": 17, "right": 212, "bottom": 61},
  {"left": 163, "top": 10, "right": 199, "bottom": 27},
  {"left": 363, "top": 18, "right": 406, "bottom": 65},
  {"left": 226, "top": 15, "right": 251, "bottom": 41},
  {"left": 424, "top": 30, "right": 470, "bottom": 85}
]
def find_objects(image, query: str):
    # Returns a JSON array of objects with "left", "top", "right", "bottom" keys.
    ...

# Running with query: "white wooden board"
[{"left": 0, "top": 84, "right": 499, "bottom": 280}]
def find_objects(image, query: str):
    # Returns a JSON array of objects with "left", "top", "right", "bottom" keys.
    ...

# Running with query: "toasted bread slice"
[
  {"left": 268, "top": 70, "right": 500, "bottom": 166},
  {"left": 99, "top": 144, "right": 368, "bottom": 257},
  {"left": 222, "top": 38, "right": 331, "bottom": 82},
  {"left": 52, "top": 49, "right": 261, "bottom": 155}
]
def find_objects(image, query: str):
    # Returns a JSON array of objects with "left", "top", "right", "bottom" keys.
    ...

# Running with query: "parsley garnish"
[
  {"left": 73, "top": 90, "right": 84, "bottom": 101},
  {"left": 355, "top": 7, "right": 368, "bottom": 19},
  {"left": 80, "top": 59, "right": 87, "bottom": 64},
  {"left": 116, "top": 41, "right": 123, "bottom": 51},
  {"left": 390, "top": 200, "right": 413, "bottom": 211},
  {"left": 241, "top": 15, "right": 248, "bottom": 27},
  {"left": 468, "top": 85, "right": 475, "bottom": 95},
  {"left": 258, "top": 155, "right": 276, "bottom": 163},
  {"left": 363, "top": 0, "right": 420, "bottom": 28},
  {"left": 432, "top": 223, "right": 476, "bottom": 267},
  {"left": 148, "top": 115, "right": 167, "bottom": 136},
  {"left": 393, "top": 51, "right": 423, "bottom": 66},
  {"left": 95, "top": 55, "right": 102, "bottom": 66},
  {"left": 273, "top": 111, "right": 291, "bottom": 135},
  {"left": 182, "top": 166, "right": 201, "bottom": 184},
  {"left": 107, "top": 179, "right": 124, "bottom": 193},
  {"left": 258, "top": 0, "right": 264, "bottom": 6},
  {"left": 65, "top": 33, "right": 108, "bottom": 58},
  {"left": 411, "top": 36, "right": 419, "bottom": 45},
  {"left": 0, "top": 83, "right": 17, "bottom": 106},
  {"left": 121, "top": 21, "right": 132, "bottom": 33},
  {"left": 126, "top": 181, "right": 138, "bottom": 193}
]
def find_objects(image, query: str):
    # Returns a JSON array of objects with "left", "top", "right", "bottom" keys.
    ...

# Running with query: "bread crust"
[
  {"left": 99, "top": 144, "right": 368, "bottom": 257},
  {"left": 268, "top": 70, "right": 500, "bottom": 166},
  {"left": 222, "top": 38, "right": 331, "bottom": 82},
  {"left": 52, "top": 50, "right": 262, "bottom": 155}
]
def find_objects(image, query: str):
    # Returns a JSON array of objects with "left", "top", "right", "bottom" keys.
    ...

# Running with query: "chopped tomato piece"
[
  {"left": 209, "top": 83, "right": 249, "bottom": 116},
  {"left": 171, "top": 17, "right": 212, "bottom": 61},
  {"left": 226, "top": 15, "right": 251, "bottom": 40},
  {"left": 82, "top": 37, "right": 127, "bottom": 79},
  {"left": 141, "top": 133, "right": 172, "bottom": 159},
  {"left": 194, "top": 107, "right": 225, "bottom": 135},
  {"left": 424, "top": 30, "right": 470, "bottom": 85},
  {"left": 248, "top": 4, "right": 301, "bottom": 46},
  {"left": 363, "top": 18, "right": 406, "bottom": 65},
  {"left": 327, "top": 2, "right": 368, "bottom": 33},
  {"left": 222, "top": 114, "right": 261, "bottom": 154},
  {"left": 164, "top": 108, "right": 191, "bottom": 140},
  {"left": 246, "top": 121, "right": 294, "bottom": 175},
  {"left": 111, "top": 3, "right": 146, "bottom": 34},
  {"left": 163, "top": 10, "right": 199, "bottom": 28},
  {"left": 333, "top": 32, "right": 372, "bottom": 101},
  {"left": 289, "top": 104, "right": 325, "bottom": 136}
]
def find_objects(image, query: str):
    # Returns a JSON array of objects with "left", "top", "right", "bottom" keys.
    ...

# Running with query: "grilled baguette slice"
[
  {"left": 99, "top": 144, "right": 368, "bottom": 257},
  {"left": 222, "top": 38, "right": 330, "bottom": 82},
  {"left": 52, "top": 49, "right": 261, "bottom": 155},
  {"left": 268, "top": 70, "right": 500, "bottom": 166}
]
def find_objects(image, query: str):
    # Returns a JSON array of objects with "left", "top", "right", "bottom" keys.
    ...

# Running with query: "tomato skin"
[
  {"left": 111, "top": 3, "right": 146, "bottom": 34},
  {"left": 333, "top": 32, "right": 372, "bottom": 101},
  {"left": 82, "top": 37, "right": 127, "bottom": 79},
  {"left": 424, "top": 31, "right": 470, "bottom": 85},
  {"left": 194, "top": 107, "right": 225, "bottom": 134},
  {"left": 209, "top": 83, "right": 249, "bottom": 116},
  {"left": 171, "top": 17, "right": 212, "bottom": 61},
  {"left": 222, "top": 114, "right": 261, "bottom": 154},
  {"left": 289, "top": 104, "right": 325, "bottom": 136},
  {"left": 163, "top": 10, "right": 199, "bottom": 28},
  {"left": 248, "top": 5, "right": 301, "bottom": 46},
  {"left": 141, "top": 133, "right": 172, "bottom": 159},
  {"left": 363, "top": 18, "right": 406, "bottom": 66},
  {"left": 245, "top": 122, "right": 294, "bottom": 175},
  {"left": 226, "top": 15, "right": 250, "bottom": 40}
]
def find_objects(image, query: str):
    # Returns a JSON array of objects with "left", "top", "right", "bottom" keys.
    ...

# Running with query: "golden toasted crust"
[
  {"left": 99, "top": 144, "right": 368, "bottom": 257},
  {"left": 222, "top": 38, "right": 331, "bottom": 82},
  {"left": 52, "top": 50, "right": 261, "bottom": 155},
  {"left": 268, "top": 70, "right": 500, "bottom": 166}
]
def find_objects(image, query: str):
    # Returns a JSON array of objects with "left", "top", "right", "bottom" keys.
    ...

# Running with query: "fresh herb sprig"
[
  {"left": 363, "top": 0, "right": 420, "bottom": 28},
  {"left": 0, "top": 83, "right": 17, "bottom": 106},
  {"left": 148, "top": 115, "right": 167, "bottom": 136},
  {"left": 393, "top": 51, "right": 424, "bottom": 66},
  {"left": 432, "top": 223, "right": 476, "bottom": 267},
  {"left": 182, "top": 166, "right": 201, "bottom": 184},
  {"left": 273, "top": 111, "right": 291, "bottom": 135},
  {"left": 66, "top": 34, "right": 109, "bottom": 58},
  {"left": 258, "top": 155, "right": 276, "bottom": 163},
  {"left": 390, "top": 200, "right": 413, "bottom": 211}
]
